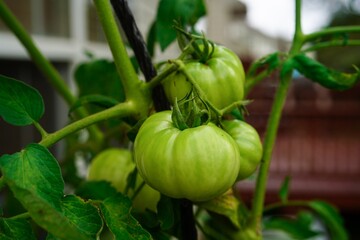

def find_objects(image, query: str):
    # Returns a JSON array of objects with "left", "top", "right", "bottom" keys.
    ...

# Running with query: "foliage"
[{"left": 0, "top": 0, "right": 359, "bottom": 239}]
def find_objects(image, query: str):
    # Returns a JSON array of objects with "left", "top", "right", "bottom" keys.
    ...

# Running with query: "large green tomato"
[
  {"left": 134, "top": 111, "right": 241, "bottom": 202},
  {"left": 222, "top": 120, "right": 263, "bottom": 180},
  {"left": 162, "top": 44, "right": 245, "bottom": 110},
  {"left": 87, "top": 148, "right": 160, "bottom": 212}
]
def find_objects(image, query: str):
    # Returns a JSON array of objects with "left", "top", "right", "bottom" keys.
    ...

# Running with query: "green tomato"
[
  {"left": 134, "top": 111, "right": 241, "bottom": 202},
  {"left": 162, "top": 44, "right": 245, "bottom": 110},
  {"left": 222, "top": 120, "right": 263, "bottom": 180},
  {"left": 87, "top": 148, "right": 160, "bottom": 212}
]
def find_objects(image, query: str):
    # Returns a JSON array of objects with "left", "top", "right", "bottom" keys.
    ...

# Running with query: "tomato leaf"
[
  {"left": 157, "top": 195, "right": 179, "bottom": 231},
  {"left": 308, "top": 200, "right": 348, "bottom": 240},
  {"left": 263, "top": 211, "right": 321, "bottom": 239},
  {"left": 247, "top": 52, "right": 282, "bottom": 77},
  {"left": 155, "top": 0, "right": 206, "bottom": 51},
  {"left": 0, "top": 144, "right": 100, "bottom": 240},
  {"left": 0, "top": 144, "right": 64, "bottom": 211},
  {"left": 100, "top": 194, "right": 152, "bottom": 240},
  {"left": 278, "top": 176, "right": 291, "bottom": 203},
  {"left": 76, "top": 181, "right": 118, "bottom": 201},
  {"left": 292, "top": 54, "right": 360, "bottom": 90},
  {"left": 46, "top": 195, "right": 103, "bottom": 240},
  {"left": 197, "top": 189, "right": 246, "bottom": 229},
  {"left": 74, "top": 59, "right": 125, "bottom": 108},
  {"left": 0, "top": 218, "right": 37, "bottom": 240},
  {"left": 68, "top": 94, "right": 119, "bottom": 116},
  {"left": 0, "top": 75, "right": 44, "bottom": 126}
]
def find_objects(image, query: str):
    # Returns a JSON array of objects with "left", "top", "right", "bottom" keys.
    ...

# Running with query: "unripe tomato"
[
  {"left": 134, "top": 111, "right": 241, "bottom": 202},
  {"left": 87, "top": 148, "right": 160, "bottom": 212},
  {"left": 222, "top": 120, "right": 263, "bottom": 180},
  {"left": 162, "top": 44, "right": 245, "bottom": 110}
]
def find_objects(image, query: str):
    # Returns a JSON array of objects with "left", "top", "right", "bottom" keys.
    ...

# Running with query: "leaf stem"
[
  {"left": 0, "top": 0, "right": 104, "bottom": 143},
  {"left": 245, "top": 70, "right": 273, "bottom": 96},
  {"left": 9, "top": 212, "right": 31, "bottom": 220},
  {"left": 146, "top": 63, "right": 180, "bottom": 90},
  {"left": 33, "top": 121, "right": 48, "bottom": 138},
  {"left": 39, "top": 101, "right": 135, "bottom": 148},
  {"left": 304, "top": 25, "right": 360, "bottom": 43},
  {"left": 264, "top": 200, "right": 309, "bottom": 212},
  {"left": 303, "top": 39, "right": 360, "bottom": 52}
]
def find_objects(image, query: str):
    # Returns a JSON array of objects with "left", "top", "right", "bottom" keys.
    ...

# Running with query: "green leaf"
[
  {"left": 0, "top": 75, "right": 44, "bottom": 126},
  {"left": 279, "top": 176, "right": 291, "bottom": 203},
  {"left": 47, "top": 195, "right": 103, "bottom": 240},
  {"left": 69, "top": 94, "right": 119, "bottom": 115},
  {"left": 76, "top": 180, "right": 118, "bottom": 201},
  {"left": 0, "top": 144, "right": 64, "bottom": 211},
  {"left": 132, "top": 211, "right": 172, "bottom": 240},
  {"left": 0, "top": 218, "right": 37, "bottom": 240},
  {"left": 146, "top": 21, "right": 157, "bottom": 57},
  {"left": 0, "top": 144, "right": 95, "bottom": 240},
  {"left": 74, "top": 59, "right": 125, "bottom": 107},
  {"left": 197, "top": 190, "right": 246, "bottom": 229},
  {"left": 157, "top": 194, "right": 179, "bottom": 231},
  {"left": 308, "top": 200, "right": 348, "bottom": 240},
  {"left": 247, "top": 52, "right": 282, "bottom": 77},
  {"left": 263, "top": 211, "right": 321, "bottom": 240},
  {"left": 292, "top": 54, "right": 360, "bottom": 90},
  {"left": 100, "top": 194, "right": 152, "bottom": 240},
  {"left": 155, "top": 0, "right": 206, "bottom": 51}
]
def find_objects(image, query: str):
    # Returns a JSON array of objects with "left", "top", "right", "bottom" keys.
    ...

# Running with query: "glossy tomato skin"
[
  {"left": 87, "top": 148, "right": 160, "bottom": 212},
  {"left": 134, "top": 111, "right": 241, "bottom": 202},
  {"left": 222, "top": 120, "right": 263, "bottom": 180},
  {"left": 162, "top": 45, "right": 245, "bottom": 110}
]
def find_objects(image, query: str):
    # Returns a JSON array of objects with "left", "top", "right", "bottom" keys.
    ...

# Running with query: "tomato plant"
[{"left": 0, "top": 0, "right": 359, "bottom": 239}]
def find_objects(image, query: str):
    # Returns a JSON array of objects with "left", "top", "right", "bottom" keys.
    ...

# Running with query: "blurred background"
[{"left": 0, "top": 0, "right": 359, "bottom": 238}]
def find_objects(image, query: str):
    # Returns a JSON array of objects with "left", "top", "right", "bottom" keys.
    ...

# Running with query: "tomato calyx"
[
  {"left": 174, "top": 24, "right": 215, "bottom": 64},
  {"left": 172, "top": 88, "right": 210, "bottom": 130}
]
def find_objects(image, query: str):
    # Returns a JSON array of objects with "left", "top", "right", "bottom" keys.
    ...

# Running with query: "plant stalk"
[
  {"left": 92, "top": 0, "right": 142, "bottom": 101},
  {"left": 249, "top": 0, "right": 304, "bottom": 235},
  {"left": 0, "top": 0, "right": 104, "bottom": 143},
  {"left": 39, "top": 102, "right": 135, "bottom": 148}
]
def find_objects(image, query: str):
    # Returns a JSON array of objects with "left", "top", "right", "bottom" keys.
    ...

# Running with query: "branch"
[{"left": 39, "top": 102, "right": 135, "bottom": 148}]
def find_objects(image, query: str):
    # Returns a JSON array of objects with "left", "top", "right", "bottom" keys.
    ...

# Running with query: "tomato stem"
[
  {"left": 39, "top": 102, "right": 135, "bottom": 148},
  {"left": 249, "top": 0, "right": 303, "bottom": 235},
  {"left": 0, "top": 0, "right": 104, "bottom": 144}
]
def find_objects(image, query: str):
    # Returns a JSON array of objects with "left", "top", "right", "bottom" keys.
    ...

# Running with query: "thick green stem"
[
  {"left": 0, "top": 0, "right": 104, "bottom": 143},
  {"left": 93, "top": 0, "right": 151, "bottom": 119},
  {"left": 249, "top": 0, "right": 303, "bottom": 236},
  {"left": 249, "top": 72, "right": 292, "bottom": 234},
  {"left": 39, "top": 101, "right": 135, "bottom": 148},
  {"left": 93, "top": 0, "right": 141, "bottom": 100},
  {"left": 0, "top": 0, "right": 74, "bottom": 105}
]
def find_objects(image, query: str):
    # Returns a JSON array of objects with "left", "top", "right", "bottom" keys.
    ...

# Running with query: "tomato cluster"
[{"left": 133, "top": 43, "right": 263, "bottom": 202}]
